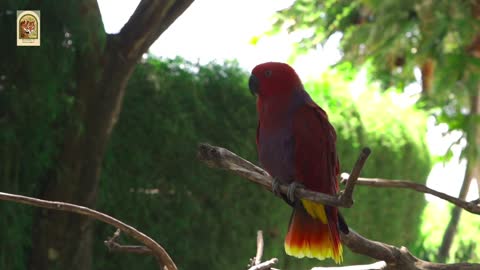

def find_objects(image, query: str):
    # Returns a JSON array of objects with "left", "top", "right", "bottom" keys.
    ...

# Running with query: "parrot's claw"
[
  {"left": 272, "top": 178, "right": 282, "bottom": 197},
  {"left": 287, "top": 182, "right": 304, "bottom": 203}
]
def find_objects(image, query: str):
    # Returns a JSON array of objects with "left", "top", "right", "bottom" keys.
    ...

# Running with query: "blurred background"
[{"left": 0, "top": 0, "right": 479, "bottom": 269}]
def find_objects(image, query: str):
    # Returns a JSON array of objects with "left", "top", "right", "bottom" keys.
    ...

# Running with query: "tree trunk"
[
  {"left": 29, "top": 1, "right": 194, "bottom": 269},
  {"left": 437, "top": 88, "right": 479, "bottom": 262}
]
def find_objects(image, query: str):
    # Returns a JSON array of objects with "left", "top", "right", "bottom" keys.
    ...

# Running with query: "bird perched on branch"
[{"left": 249, "top": 62, "right": 348, "bottom": 264}]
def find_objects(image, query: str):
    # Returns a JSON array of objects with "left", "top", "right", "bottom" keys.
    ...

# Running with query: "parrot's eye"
[{"left": 264, "top": 70, "right": 272, "bottom": 78}]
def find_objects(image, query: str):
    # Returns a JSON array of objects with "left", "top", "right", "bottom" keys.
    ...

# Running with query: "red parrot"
[{"left": 249, "top": 62, "right": 348, "bottom": 264}]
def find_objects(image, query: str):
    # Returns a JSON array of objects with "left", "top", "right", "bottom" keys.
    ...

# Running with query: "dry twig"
[
  {"left": 249, "top": 258, "right": 279, "bottom": 270},
  {"left": 255, "top": 230, "right": 265, "bottom": 265},
  {"left": 104, "top": 229, "right": 153, "bottom": 255}
]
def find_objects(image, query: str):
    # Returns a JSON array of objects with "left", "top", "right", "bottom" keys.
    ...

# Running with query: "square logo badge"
[{"left": 17, "top": 10, "right": 41, "bottom": 46}]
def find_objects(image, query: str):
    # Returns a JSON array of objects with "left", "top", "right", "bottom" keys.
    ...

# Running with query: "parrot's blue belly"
[{"left": 258, "top": 126, "right": 295, "bottom": 184}]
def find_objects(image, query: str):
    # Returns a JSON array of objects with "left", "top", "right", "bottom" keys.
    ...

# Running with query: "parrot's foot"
[
  {"left": 287, "top": 182, "right": 304, "bottom": 203},
  {"left": 272, "top": 178, "right": 282, "bottom": 197}
]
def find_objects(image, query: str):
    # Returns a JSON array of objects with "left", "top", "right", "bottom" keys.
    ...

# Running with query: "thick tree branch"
[
  {"left": 0, "top": 192, "right": 176, "bottom": 270},
  {"left": 116, "top": 0, "right": 194, "bottom": 60},
  {"left": 340, "top": 230, "right": 480, "bottom": 270},
  {"left": 341, "top": 175, "right": 480, "bottom": 215},
  {"left": 197, "top": 144, "right": 480, "bottom": 270},
  {"left": 197, "top": 143, "right": 369, "bottom": 208}
]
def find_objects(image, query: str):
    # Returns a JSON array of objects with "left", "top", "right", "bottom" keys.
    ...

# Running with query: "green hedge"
[{"left": 94, "top": 58, "right": 432, "bottom": 269}]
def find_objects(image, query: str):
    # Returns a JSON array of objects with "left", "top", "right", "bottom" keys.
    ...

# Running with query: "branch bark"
[
  {"left": 117, "top": 0, "right": 194, "bottom": 60},
  {"left": 197, "top": 143, "right": 370, "bottom": 208},
  {"left": 0, "top": 192, "right": 176, "bottom": 270},
  {"left": 197, "top": 144, "right": 480, "bottom": 270}
]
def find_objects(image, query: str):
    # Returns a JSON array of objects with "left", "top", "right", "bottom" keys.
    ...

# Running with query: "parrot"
[{"left": 248, "top": 62, "right": 348, "bottom": 264}]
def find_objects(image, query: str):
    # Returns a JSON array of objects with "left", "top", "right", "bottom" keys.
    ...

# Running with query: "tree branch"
[
  {"left": 340, "top": 229, "right": 480, "bottom": 270},
  {"left": 312, "top": 261, "right": 386, "bottom": 270},
  {"left": 105, "top": 242, "right": 153, "bottom": 255},
  {"left": 116, "top": 0, "right": 194, "bottom": 60},
  {"left": 197, "top": 144, "right": 480, "bottom": 270},
  {"left": 104, "top": 229, "right": 153, "bottom": 255},
  {"left": 0, "top": 192, "right": 176, "bottom": 270},
  {"left": 255, "top": 230, "right": 265, "bottom": 266},
  {"left": 339, "top": 148, "right": 371, "bottom": 206},
  {"left": 249, "top": 258, "right": 279, "bottom": 270},
  {"left": 197, "top": 143, "right": 369, "bottom": 208},
  {"left": 341, "top": 175, "right": 480, "bottom": 215}
]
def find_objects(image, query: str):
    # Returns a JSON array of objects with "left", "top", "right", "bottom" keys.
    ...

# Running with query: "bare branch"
[
  {"left": 197, "top": 144, "right": 480, "bottom": 270},
  {"left": 340, "top": 229, "right": 480, "bottom": 270},
  {"left": 197, "top": 143, "right": 368, "bottom": 208},
  {"left": 341, "top": 175, "right": 480, "bottom": 215},
  {"left": 104, "top": 229, "right": 153, "bottom": 255},
  {"left": 339, "top": 147, "right": 371, "bottom": 206},
  {"left": 0, "top": 192, "right": 176, "bottom": 270},
  {"left": 255, "top": 230, "right": 265, "bottom": 266},
  {"left": 312, "top": 261, "right": 387, "bottom": 270},
  {"left": 105, "top": 241, "right": 153, "bottom": 255},
  {"left": 248, "top": 258, "right": 279, "bottom": 270}
]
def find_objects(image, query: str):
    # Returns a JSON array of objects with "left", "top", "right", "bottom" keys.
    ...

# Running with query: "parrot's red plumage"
[{"left": 249, "top": 62, "right": 346, "bottom": 264}]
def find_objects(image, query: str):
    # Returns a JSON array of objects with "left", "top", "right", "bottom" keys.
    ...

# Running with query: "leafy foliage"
[{"left": 273, "top": 0, "right": 480, "bottom": 150}]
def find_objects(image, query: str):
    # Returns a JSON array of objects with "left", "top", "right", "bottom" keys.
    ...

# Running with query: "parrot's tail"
[{"left": 284, "top": 200, "right": 343, "bottom": 264}]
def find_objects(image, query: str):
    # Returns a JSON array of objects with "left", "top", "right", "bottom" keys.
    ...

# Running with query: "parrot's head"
[{"left": 249, "top": 62, "right": 302, "bottom": 99}]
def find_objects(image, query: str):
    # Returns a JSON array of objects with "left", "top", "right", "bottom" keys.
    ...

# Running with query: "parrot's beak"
[{"left": 248, "top": 74, "right": 259, "bottom": 96}]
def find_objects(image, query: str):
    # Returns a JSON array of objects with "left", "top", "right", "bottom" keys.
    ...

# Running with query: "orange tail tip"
[{"left": 284, "top": 202, "right": 343, "bottom": 264}]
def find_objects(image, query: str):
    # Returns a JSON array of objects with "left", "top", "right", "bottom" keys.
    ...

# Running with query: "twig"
[
  {"left": 105, "top": 241, "right": 153, "bottom": 255},
  {"left": 255, "top": 230, "right": 264, "bottom": 265},
  {"left": 341, "top": 175, "right": 480, "bottom": 215},
  {"left": 248, "top": 258, "right": 279, "bottom": 270},
  {"left": 0, "top": 192, "right": 176, "bottom": 270},
  {"left": 104, "top": 229, "right": 153, "bottom": 255},
  {"left": 339, "top": 148, "right": 371, "bottom": 206},
  {"left": 312, "top": 261, "right": 387, "bottom": 269},
  {"left": 197, "top": 143, "right": 368, "bottom": 208}
]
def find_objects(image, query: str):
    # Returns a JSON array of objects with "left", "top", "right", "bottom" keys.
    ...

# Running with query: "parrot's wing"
[{"left": 292, "top": 102, "right": 339, "bottom": 195}]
